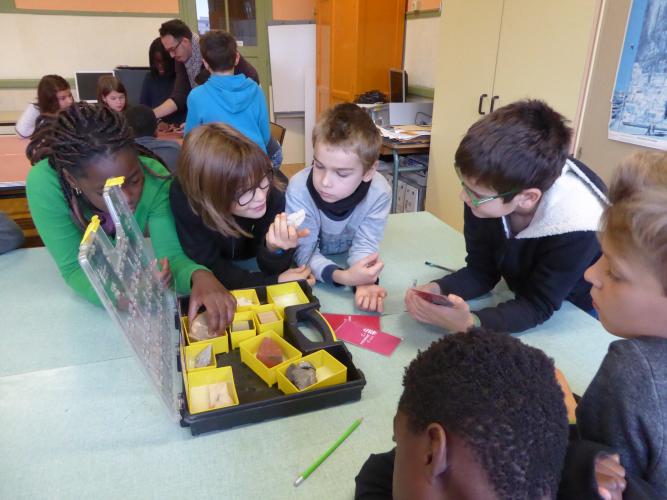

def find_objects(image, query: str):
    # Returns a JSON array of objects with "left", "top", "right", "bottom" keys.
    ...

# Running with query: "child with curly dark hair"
[{"left": 355, "top": 328, "right": 570, "bottom": 499}]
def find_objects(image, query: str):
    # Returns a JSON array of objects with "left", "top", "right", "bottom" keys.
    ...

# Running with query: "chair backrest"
[{"left": 270, "top": 122, "right": 286, "bottom": 146}]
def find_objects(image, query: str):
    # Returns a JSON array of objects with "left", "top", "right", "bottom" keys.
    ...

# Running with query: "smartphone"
[{"left": 410, "top": 288, "right": 454, "bottom": 307}]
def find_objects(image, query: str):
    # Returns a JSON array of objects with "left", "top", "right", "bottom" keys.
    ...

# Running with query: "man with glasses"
[
  {"left": 153, "top": 19, "right": 259, "bottom": 122},
  {"left": 405, "top": 100, "right": 608, "bottom": 334}
]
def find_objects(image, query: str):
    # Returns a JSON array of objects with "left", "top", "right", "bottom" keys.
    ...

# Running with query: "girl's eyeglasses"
[
  {"left": 235, "top": 171, "right": 273, "bottom": 206},
  {"left": 455, "top": 166, "right": 518, "bottom": 207}
]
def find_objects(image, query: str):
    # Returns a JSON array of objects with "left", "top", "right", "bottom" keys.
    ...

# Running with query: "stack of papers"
[{"left": 378, "top": 125, "right": 431, "bottom": 143}]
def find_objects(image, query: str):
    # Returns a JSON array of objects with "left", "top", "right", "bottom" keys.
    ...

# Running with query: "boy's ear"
[
  {"left": 362, "top": 160, "right": 379, "bottom": 182},
  {"left": 425, "top": 423, "right": 448, "bottom": 480},
  {"left": 234, "top": 52, "right": 241, "bottom": 67},
  {"left": 515, "top": 188, "right": 542, "bottom": 209}
]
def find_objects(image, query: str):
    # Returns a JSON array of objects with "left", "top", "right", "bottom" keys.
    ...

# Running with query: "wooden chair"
[{"left": 270, "top": 122, "right": 286, "bottom": 146}]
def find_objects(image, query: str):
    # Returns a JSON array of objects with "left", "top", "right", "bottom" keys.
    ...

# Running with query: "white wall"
[
  {"left": 404, "top": 16, "right": 439, "bottom": 88},
  {"left": 0, "top": 13, "right": 170, "bottom": 110}
]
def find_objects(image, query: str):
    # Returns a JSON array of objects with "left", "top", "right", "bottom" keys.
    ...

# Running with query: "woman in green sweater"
[{"left": 26, "top": 102, "right": 235, "bottom": 332}]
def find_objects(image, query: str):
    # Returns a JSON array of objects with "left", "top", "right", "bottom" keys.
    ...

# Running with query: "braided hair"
[{"left": 27, "top": 102, "right": 168, "bottom": 231}]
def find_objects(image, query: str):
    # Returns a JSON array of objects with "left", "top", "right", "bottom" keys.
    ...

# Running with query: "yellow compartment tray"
[
  {"left": 239, "top": 330, "right": 302, "bottom": 386},
  {"left": 266, "top": 282, "right": 309, "bottom": 312},
  {"left": 253, "top": 304, "right": 284, "bottom": 337},
  {"left": 276, "top": 349, "right": 347, "bottom": 395},
  {"left": 231, "top": 288, "right": 260, "bottom": 311},
  {"left": 184, "top": 336, "right": 229, "bottom": 372},
  {"left": 228, "top": 311, "right": 257, "bottom": 349},
  {"left": 187, "top": 366, "right": 239, "bottom": 415}
]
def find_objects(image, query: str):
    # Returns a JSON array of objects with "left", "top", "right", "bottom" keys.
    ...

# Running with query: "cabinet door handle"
[
  {"left": 477, "top": 93, "right": 488, "bottom": 115},
  {"left": 490, "top": 95, "right": 500, "bottom": 112}
]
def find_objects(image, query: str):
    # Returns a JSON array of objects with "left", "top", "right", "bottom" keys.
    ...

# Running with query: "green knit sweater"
[{"left": 26, "top": 156, "right": 207, "bottom": 305}]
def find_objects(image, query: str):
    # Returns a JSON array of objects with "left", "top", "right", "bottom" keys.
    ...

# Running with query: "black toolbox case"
[{"left": 177, "top": 281, "right": 366, "bottom": 436}]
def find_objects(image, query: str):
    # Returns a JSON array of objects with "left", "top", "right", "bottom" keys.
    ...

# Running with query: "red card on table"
[
  {"left": 321, "top": 313, "right": 381, "bottom": 332},
  {"left": 334, "top": 320, "right": 402, "bottom": 357}
]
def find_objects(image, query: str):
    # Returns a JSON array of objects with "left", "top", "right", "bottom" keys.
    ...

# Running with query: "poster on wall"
[{"left": 608, "top": 0, "right": 667, "bottom": 150}]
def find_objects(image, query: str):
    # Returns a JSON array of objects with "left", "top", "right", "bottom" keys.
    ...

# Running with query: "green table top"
[{"left": 0, "top": 212, "right": 612, "bottom": 499}]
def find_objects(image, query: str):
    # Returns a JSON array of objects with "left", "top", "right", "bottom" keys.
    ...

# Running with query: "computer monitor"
[
  {"left": 389, "top": 68, "right": 407, "bottom": 103},
  {"left": 114, "top": 66, "right": 150, "bottom": 106},
  {"left": 74, "top": 71, "right": 113, "bottom": 103}
]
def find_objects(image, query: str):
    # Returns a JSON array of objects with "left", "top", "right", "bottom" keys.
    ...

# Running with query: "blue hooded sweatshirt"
[{"left": 184, "top": 74, "right": 270, "bottom": 153}]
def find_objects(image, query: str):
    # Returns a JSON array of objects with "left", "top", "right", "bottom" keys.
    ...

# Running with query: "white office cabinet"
[{"left": 425, "top": 0, "right": 599, "bottom": 230}]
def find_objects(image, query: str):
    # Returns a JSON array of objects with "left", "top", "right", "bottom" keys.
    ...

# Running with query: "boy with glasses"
[
  {"left": 286, "top": 103, "right": 391, "bottom": 312},
  {"left": 406, "top": 100, "right": 608, "bottom": 333}
]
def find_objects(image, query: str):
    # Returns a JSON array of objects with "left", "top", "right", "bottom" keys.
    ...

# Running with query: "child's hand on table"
[
  {"left": 333, "top": 253, "right": 384, "bottom": 287},
  {"left": 405, "top": 284, "right": 474, "bottom": 332},
  {"left": 278, "top": 265, "right": 315, "bottom": 286},
  {"left": 595, "top": 454, "right": 626, "bottom": 500},
  {"left": 355, "top": 284, "right": 387, "bottom": 313},
  {"left": 266, "top": 213, "right": 310, "bottom": 252},
  {"left": 189, "top": 270, "right": 237, "bottom": 334}
]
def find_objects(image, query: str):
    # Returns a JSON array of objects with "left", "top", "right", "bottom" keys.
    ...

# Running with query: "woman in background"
[{"left": 140, "top": 38, "right": 186, "bottom": 125}]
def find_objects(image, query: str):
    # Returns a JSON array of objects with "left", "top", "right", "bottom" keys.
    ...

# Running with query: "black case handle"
[{"left": 284, "top": 302, "right": 337, "bottom": 352}]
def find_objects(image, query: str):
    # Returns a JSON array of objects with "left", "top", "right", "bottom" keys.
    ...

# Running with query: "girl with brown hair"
[
  {"left": 15, "top": 74, "right": 74, "bottom": 138},
  {"left": 97, "top": 75, "right": 128, "bottom": 113},
  {"left": 170, "top": 122, "right": 312, "bottom": 289}
]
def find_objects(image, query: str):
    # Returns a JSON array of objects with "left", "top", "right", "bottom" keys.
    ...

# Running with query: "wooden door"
[
  {"left": 315, "top": 0, "right": 333, "bottom": 114},
  {"left": 490, "top": 0, "right": 599, "bottom": 123},
  {"left": 329, "top": 0, "right": 360, "bottom": 106},
  {"left": 357, "top": 0, "right": 405, "bottom": 98},
  {"left": 425, "top": 0, "right": 503, "bottom": 230}
]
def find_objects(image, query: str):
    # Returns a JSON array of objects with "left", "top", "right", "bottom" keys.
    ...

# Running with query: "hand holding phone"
[{"left": 409, "top": 288, "right": 454, "bottom": 307}]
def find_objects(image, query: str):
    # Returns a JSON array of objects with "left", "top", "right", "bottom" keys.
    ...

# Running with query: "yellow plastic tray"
[
  {"left": 276, "top": 349, "right": 347, "bottom": 395},
  {"left": 253, "top": 304, "right": 284, "bottom": 337},
  {"left": 266, "top": 282, "right": 309, "bottom": 312},
  {"left": 231, "top": 288, "right": 260, "bottom": 312},
  {"left": 181, "top": 315, "right": 229, "bottom": 347},
  {"left": 228, "top": 311, "right": 257, "bottom": 349},
  {"left": 187, "top": 366, "right": 239, "bottom": 414},
  {"left": 184, "top": 336, "right": 229, "bottom": 372},
  {"left": 239, "top": 330, "right": 302, "bottom": 386}
]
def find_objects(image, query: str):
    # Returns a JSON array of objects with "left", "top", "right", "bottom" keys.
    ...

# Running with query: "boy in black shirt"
[{"left": 406, "top": 100, "right": 607, "bottom": 333}]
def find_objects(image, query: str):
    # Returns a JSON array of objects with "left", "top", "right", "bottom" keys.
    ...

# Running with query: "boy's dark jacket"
[
  {"left": 436, "top": 158, "right": 608, "bottom": 333},
  {"left": 353, "top": 447, "right": 661, "bottom": 499},
  {"left": 170, "top": 178, "right": 293, "bottom": 289}
]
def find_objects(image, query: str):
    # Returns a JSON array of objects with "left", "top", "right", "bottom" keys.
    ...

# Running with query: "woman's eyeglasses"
[
  {"left": 455, "top": 166, "right": 518, "bottom": 207},
  {"left": 235, "top": 172, "right": 273, "bottom": 206}
]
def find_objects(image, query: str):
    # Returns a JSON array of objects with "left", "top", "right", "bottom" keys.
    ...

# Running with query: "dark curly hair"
[
  {"left": 27, "top": 102, "right": 167, "bottom": 231},
  {"left": 399, "top": 328, "right": 568, "bottom": 499}
]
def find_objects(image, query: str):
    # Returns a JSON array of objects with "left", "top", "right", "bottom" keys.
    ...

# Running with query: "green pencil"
[{"left": 293, "top": 418, "right": 363, "bottom": 487}]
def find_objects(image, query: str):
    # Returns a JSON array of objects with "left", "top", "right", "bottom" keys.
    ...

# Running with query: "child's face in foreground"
[
  {"left": 103, "top": 91, "right": 126, "bottom": 113},
  {"left": 56, "top": 89, "right": 74, "bottom": 111},
  {"left": 585, "top": 236, "right": 667, "bottom": 339},
  {"left": 230, "top": 174, "right": 271, "bottom": 219},
  {"left": 311, "top": 142, "right": 375, "bottom": 203},
  {"left": 69, "top": 148, "right": 144, "bottom": 213}
]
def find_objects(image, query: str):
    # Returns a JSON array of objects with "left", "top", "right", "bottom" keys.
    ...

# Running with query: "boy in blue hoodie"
[{"left": 184, "top": 30, "right": 270, "bottom": 153}]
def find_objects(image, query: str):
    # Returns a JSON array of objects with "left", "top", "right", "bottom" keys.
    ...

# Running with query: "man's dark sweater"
[
  {"left": 169, "top": 178, "right": 293, "bottom": 289},
  {"left": 435, "top": 159, "right": 607, "bottom": 333}
]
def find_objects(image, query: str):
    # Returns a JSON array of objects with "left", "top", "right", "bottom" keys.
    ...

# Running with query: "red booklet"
[
  {"left": 321, "top": 313, "right": 381, "bottom": 332},
  {"left": 334, "top": 320, "right": 402, "bottom": 357}
]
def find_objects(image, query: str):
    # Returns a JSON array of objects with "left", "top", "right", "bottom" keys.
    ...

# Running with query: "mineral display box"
[{"left": 176, "top": 280, "right": 367, "bottom": 435}]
